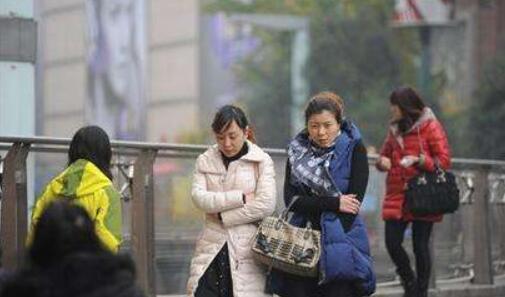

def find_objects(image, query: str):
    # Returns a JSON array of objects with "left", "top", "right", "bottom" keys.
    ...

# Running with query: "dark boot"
[
  {"left": 397, "top": 265, "right": 417, "bottom": 297},
  {"left": 401, "top": 278, "right": 417, "bottom": 297},
  {"left": 416, "top": 271, "right": 429, "bottom": 297},
  {"left": 417, "top": 288, "right": 427, "bottom": 297}
]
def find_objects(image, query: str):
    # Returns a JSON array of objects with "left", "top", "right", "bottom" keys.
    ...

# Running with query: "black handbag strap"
[
  {"left": 416, "top": 126, "right": 425, "bottom": 156},
  {"left": 282, "top": 196, "right": 300, "bottom": 218},
  {"left": 279, "top": 195, "right": 315, "bottom": 230},
  {"left": 416, "top": 126, "right": 442, "bottom": 171}
]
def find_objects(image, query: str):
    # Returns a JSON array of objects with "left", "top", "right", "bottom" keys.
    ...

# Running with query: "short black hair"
[{"left": 68, "top": 126, "right": 112, "bottom": 180}]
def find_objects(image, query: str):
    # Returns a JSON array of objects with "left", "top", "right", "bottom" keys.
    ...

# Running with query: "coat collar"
[
  {"left": 206, "top": 140, "right": 266, "bottom": 162},
  {"left": 390, "top": 107, "right": 437, "bottom": 137},
  {"left": 389, "top": 107, "right": 436, "bottom": 148},
  {"left": 198, "top": 140, "right": 267, "bottom": 174}
]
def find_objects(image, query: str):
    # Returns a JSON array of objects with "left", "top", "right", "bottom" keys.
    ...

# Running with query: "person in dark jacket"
[
  {"left": 269, "top": 91, "right": 375, "bottom": 297},
  {"left": 375, "top": 86, "right": 451, "bottom": 297},
  {"left": 0, "top": 201, "right": 144, "bottom": 297}
]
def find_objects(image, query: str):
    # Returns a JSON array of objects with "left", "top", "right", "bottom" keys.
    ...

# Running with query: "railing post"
[
  {"left": 496, "top": 175, "right": 505, "bottom": 268},
  {"left": 131, "top": 149, "right": 157, "bottom": 297},
  {"left": 0, "top": 142, "right": 30, "bottom": 270},
  {"left": 472, "top": 166, "right": 494, "bottom": 284}
]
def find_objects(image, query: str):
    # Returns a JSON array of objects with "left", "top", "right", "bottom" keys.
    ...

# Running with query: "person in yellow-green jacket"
[{"left": 28, "top": 126, "right": 122, "bottom": 252}]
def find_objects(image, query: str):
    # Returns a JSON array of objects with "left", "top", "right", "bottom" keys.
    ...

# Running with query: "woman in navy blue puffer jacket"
[{"left": 269, "top": 91, "right": 375, "bottom": 297}]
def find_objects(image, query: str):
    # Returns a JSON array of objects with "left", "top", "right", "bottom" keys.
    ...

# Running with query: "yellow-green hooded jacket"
[{"left": 28, "top": 159, "right": 122, "bottom": 252}]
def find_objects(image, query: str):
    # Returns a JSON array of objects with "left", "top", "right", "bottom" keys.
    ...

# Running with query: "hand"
[
  {"left": 377, "top": 156, "right": 392, "bottom": 171},
  {"left": 400, "top": 155, "right": 419, "bottom": 168},
  {"left": 339, "top": 194, "right": 361, "bottom": 214},
  {"left": 244, "top": 192, "right": 254, "bottom": 204}
]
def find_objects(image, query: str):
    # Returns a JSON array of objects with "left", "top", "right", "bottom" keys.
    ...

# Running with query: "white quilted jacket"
[{"left": 186, "top": 141, "right": 276, "bottom": 297}]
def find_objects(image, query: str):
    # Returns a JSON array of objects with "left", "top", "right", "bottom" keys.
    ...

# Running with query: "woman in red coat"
[{"left": 376, "top": 86, "right": 451, "bottom": 297}]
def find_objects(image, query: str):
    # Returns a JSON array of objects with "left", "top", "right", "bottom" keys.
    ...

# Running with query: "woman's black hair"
[
  {"left": 211, "top": 105, "right": 255, "bottom": 142},
  {"left": 29, "top": 200, "right": 106, "bottom": 268},
  {"left": 305, "top": 91, "right": 344, "bottom": 124},
  {"left": 212, "top": 105, "right": 248, "bottom": 132},
  {"left": 68, "top": 126, "right": 112, "bottom": 180},
  {"left": 389, "top": 86, "right": 426, "bottom": 133}
]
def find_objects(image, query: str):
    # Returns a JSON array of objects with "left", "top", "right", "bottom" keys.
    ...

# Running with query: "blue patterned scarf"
[{"left": 287, "top": 131, "right": 342, "bottom": 198}]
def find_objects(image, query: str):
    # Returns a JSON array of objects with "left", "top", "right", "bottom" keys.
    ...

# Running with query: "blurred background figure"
[
  {"left": 0, "top": 201, "right": 144, "bottom": 297},
  {"left": 28, "top": 126, "right": 122, "bottom": 253},
  {"left": 376, "top": 86, "right": 451, "bottom": 297},
  {"left": 85, "top": 0, "right": 147, "bottom": 140}
]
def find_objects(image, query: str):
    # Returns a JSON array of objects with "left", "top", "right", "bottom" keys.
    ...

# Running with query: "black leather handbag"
[
  {"left": 405, "top": 167, "right": 460, "bottom": 215},
  {"left": 404, "top": 128, "right": 460, "bottom": 216}
]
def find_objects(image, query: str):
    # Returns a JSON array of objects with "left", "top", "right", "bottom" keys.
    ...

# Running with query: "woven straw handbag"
[{"left": 251, "top": 199, "right": 321, "bottom": 277}]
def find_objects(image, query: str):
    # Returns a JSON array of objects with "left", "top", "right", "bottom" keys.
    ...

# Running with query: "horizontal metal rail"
[
  {"left": 0, "top": 136, "right": 287, "bottom": 157},
  {"left": 3, "top": 136, "right": 505, "bottom": 165}
]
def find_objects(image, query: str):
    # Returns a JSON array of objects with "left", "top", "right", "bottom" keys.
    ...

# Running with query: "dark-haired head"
[
  {"left": 211, "top": 105, "right": 255, "bottom": 157},
  {"left": 304, "top": 92, "right": 344, "bottom": 148},
  {"left": 304, "top": 91, "right": 344, "bottom": 125},
  {"left": 68, "top": 126, "right": 112, "bottom": 180},
  {"left": 389, "top": 86, "right": 426, "bottom": 133},
  {"left": 29, "top": 200, "right": 106, "bottom": 268},
  {"left": 211, "top": 105, "right": 248, "bottom": 134}
]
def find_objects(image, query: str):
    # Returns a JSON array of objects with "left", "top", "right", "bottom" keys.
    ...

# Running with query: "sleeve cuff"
[{"left": 323, "top": 197, "right": 340, "bottom": 211}]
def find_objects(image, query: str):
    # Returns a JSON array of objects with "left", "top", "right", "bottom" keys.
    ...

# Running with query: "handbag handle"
[
  {"left": 416, "top": 127, "right": 443, "bottom": 172},
  {"left": 415, "top": 127, "right": 447, "bottom": 185},
  {"left": 279, "top": 196, "right": 301, "bottom": 221}
]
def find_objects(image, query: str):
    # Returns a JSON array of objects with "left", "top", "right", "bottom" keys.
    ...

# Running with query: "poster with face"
[{"left": 85, "top": 0, "right": 146, "bottom": 140}]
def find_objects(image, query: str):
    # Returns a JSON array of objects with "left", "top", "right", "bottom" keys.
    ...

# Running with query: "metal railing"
[{"left": 1, "top": 136, "right": 505, "bottom": 297}]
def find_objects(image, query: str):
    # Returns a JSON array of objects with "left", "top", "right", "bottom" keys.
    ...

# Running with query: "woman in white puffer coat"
[{"left": 187, "top": 105, "right": 276, "bottom": 297}]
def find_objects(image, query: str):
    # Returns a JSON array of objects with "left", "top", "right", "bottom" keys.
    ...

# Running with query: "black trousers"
[
  {"left": 195, "top": 244, "right": 233, "bottom": 297},
  {"left": 270, "top": 270, "right": 358, "bottom": 297},
  {"left": 385, "top": 220, "right": 433, "bottom": 293}
]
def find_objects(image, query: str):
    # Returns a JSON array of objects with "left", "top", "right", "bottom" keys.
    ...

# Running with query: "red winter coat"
[{"left": 377, "top": 108, "right": 451, "bottom": 222}]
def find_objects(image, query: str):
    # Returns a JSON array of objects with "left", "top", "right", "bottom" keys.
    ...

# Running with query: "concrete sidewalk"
[{"left": 158, "top": 275, "right": 505, "bottom": 297}]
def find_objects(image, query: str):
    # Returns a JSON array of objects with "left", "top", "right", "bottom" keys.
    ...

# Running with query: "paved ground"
[{"left": 158, "top": 275, "right": 505, "bottom": 297}]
